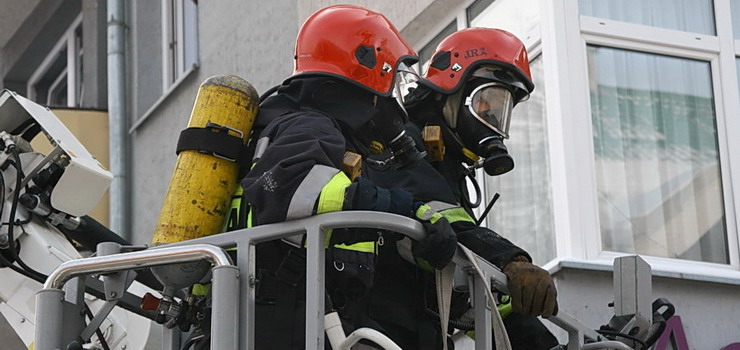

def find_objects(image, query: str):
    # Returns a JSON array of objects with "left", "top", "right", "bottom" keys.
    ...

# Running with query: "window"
[
  {"left": 483, "top": 58, "right": 555, "bottom": 264},
  {"left": 162, "top": 0, "right": 198, "bottom": 88},
  {"left": 468, "top": 0, "right": 541, "bottom": 47},
  {"left": 737, "top": 58, "right": 740, "bottom": 97},
  {"left": 588, "top": 46, "right": 728, "bottom": 264},
  {"left": 27, "top": 15, "right": 83, "bottom": 107},
  {"left": 579, "top": 0, "right": 716, "bottom": 35},
  {"left": 733, "top": 0, "right": 740, "bottom": 39}
]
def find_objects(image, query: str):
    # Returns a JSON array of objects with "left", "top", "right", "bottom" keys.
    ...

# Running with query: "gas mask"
[
  {"left": 368, "top": 62, "right": 426, "bottom": 170},
  {"left": 448, "top": 79, "right": 516, "bottom": 176}
]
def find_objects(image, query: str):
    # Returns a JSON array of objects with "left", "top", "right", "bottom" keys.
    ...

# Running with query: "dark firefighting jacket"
[{"left": 234, "top": 77, "right": 530, "bottom": 349}]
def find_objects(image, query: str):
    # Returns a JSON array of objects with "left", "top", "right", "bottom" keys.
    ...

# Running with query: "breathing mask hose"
[
  {"left": 373, "top": 97, "right": 426, "bottom": 170},
  {"left": 459, "top": 170, "right": 482, "bottom": 211}
]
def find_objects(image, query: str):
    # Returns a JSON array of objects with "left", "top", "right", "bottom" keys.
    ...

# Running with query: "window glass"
[
  {"left": 588, "top": 46, "right": 728, "bottom": 263},
  {"left": 484, "top": 58, "right": 555, "bottom": 265},
  {"left": 737, "top": 58, "right": 740, "bottom": 95},
  {"left": 466, "top": 0, "right": 495, "bottom": 23},
  {"left": 468, "top": 0, "right": 540, "bottom": 46},
  {"left": 735, "top": 0, "right": 740, "bottom": 40},
  {"left": 30, "top": 21, "right": 82, "bottom": 107},
  {"left": 579, "top": 0, "right": 715, "bottom": 35}
]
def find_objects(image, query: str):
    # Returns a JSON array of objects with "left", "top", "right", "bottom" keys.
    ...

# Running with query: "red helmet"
[
  {"left": 293, "top": 5, "right": 418, "bottom": 96},
  {"left": 421, "top": 27, "right": 533, "bottom": 103}
]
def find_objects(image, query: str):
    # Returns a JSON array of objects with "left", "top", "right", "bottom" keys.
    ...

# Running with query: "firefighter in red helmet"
[
  {"left": 401, "top": 27, "right": 560, "bottom": 349},
  {"left": 237, "top": 5, "right": 458, "bottom": 349}
]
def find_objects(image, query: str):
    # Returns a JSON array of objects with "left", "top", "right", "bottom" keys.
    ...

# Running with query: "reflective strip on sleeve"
[
  {"left": 316, "top": 171, "right": 351, "bottom": 247},
  {"left": 425, "top": 201, "right": 457, "bottom": 213},
  {"left": 315, "top": 172, "right": 377, "bottom": 254},
  {"left": 286, "top": 165, "right": 340, "bottom": 220},
  {"left": 253, "top": 136, "right": 270, "bottom": 162},
  {"left": 438, "top": 207, "right": 475, "bottom": 224},
  {"left": 415, "top": 204, "right": 443, "bottom": 224},
  {"left": 316, "top": 172, "right": 352, "bottom": 214}
]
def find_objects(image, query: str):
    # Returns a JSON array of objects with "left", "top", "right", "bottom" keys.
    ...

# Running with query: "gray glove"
[{"left": 503, "top": 256, "right": 558, "bottom": 318}]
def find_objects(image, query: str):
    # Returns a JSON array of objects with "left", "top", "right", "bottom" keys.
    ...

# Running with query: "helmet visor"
[
  {"left": 471, "top": 66, "right": 530, "bottom": 102},
  {"left": 465, "top": 82, "right": 514, "bottom": 138}
]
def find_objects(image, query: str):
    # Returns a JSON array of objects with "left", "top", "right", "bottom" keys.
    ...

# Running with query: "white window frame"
[
  {"left": 545, "top": 0, "right": 740, "bottom": 280},
  {"left": 27, "top": 14, "right": 83, "bottom": 107}
]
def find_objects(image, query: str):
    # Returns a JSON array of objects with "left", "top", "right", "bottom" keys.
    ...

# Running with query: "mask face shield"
[
  {"left": 392, "top": 62, "right": 420, "bottom": 114},
  {"left": 464, "top": 82, "right": 514, "bottom": 138}
]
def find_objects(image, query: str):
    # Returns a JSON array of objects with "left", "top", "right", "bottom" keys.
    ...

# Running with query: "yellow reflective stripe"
[
  {"left": 317, "top": 172, "right": 351, "bottom": 214},
  {"left": 415, "top": 257, "right": 435, "bottom": 272},
  {"left": 415, "top": 204, "right": 443, "bottom": 224},
  {"left": 439, "top": 207, "right": 475, "bottom": 224},
  {"left": 222, "top": 186, "right": 244, "bottom": 231},
  {"left": 498, "top": 295, "right": 513, "bottom": 319},
  {"left": 317, "top": 171, "right": 351, "bottom": 247},
  {"left": 192, "top": 283, "right": 211, "bottom": 296},
  {"left": 333, "top": 241, "right": 376, "bottom": 254}
]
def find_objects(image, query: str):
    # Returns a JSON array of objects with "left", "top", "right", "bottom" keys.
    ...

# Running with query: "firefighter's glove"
[
  {"left": 412, "top": 217, "right": 458, "bottom": 270},
  {"left": 503, "top": 257, "right": 558, "bottom": 318},
  {"left": 346, "top": 177, "right": 414, "bottom": 217}
]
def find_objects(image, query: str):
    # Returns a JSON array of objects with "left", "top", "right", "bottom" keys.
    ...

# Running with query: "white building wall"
[{"left": 552, "top": 268, "right": 740, "bottom": 349}]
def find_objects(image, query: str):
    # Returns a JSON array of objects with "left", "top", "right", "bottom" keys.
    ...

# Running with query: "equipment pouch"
[{"left": 326, "top": 246, "right": 376, "bottom": 296}]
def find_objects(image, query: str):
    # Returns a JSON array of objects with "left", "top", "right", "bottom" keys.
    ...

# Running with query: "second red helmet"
[{"left": 422, "top": 27, "right": 534, "bottom": 103}]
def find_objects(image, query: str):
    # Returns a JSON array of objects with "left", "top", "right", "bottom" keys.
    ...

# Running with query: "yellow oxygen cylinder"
[
  {"left": 151, "top": 75, "right": 258, "bottom": 288},
  {"left": 152, "top": 75, "right": 258, "bottom": 244}
]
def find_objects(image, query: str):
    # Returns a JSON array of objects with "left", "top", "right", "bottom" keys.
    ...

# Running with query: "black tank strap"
[{"left": 176, "top": 122, "right": 250, "bottom": 167}]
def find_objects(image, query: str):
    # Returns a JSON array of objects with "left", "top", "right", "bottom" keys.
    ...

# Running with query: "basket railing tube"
[
  {"left": 35, "top": 244, "right": 234, "bottom": 350},
  {"left": 165, "top": 211, "right": 425, "bottom": 350},
  {"left": 35, "top": 211, "right": 632, "bottom": 350}
]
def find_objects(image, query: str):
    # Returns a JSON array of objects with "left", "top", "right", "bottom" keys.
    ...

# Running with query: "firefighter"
[
  {"left": 289, "top": 26, "right": 559, "bottom": 349},
  {"left": 400, "top": 27, "right": 560, "bottom": 349},
  {"left": 237, "top": 5, "right": 458, "bottom": 349}
]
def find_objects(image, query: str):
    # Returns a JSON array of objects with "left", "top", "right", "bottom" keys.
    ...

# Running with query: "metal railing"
[{"left": 35, "top": 211, "right": 632, "bottom": 350}]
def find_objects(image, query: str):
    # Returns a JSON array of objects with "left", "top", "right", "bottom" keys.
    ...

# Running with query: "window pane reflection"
[
  {"left": 468, "top": 0, "right": 540, "bottom": 46},
  {"left": 588, "top": 46, "right": 728, "bottom": 263},
  {"left": 484, "top": 58, "right": 555, "bottom": 265},
  {"left": 579, "top": 0, "right": 715, "bottom": 35}
]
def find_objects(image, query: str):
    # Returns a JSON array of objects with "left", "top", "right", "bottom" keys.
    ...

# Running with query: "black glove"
[
  {"left": 412, "top": 217, "right": 458, "bottom": 270},
  {"left": 345, "top": 177, "right": 414, "bottom": 217},
  {"left": 503, "top": 256, "right": 558, "bottom": 318}
]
